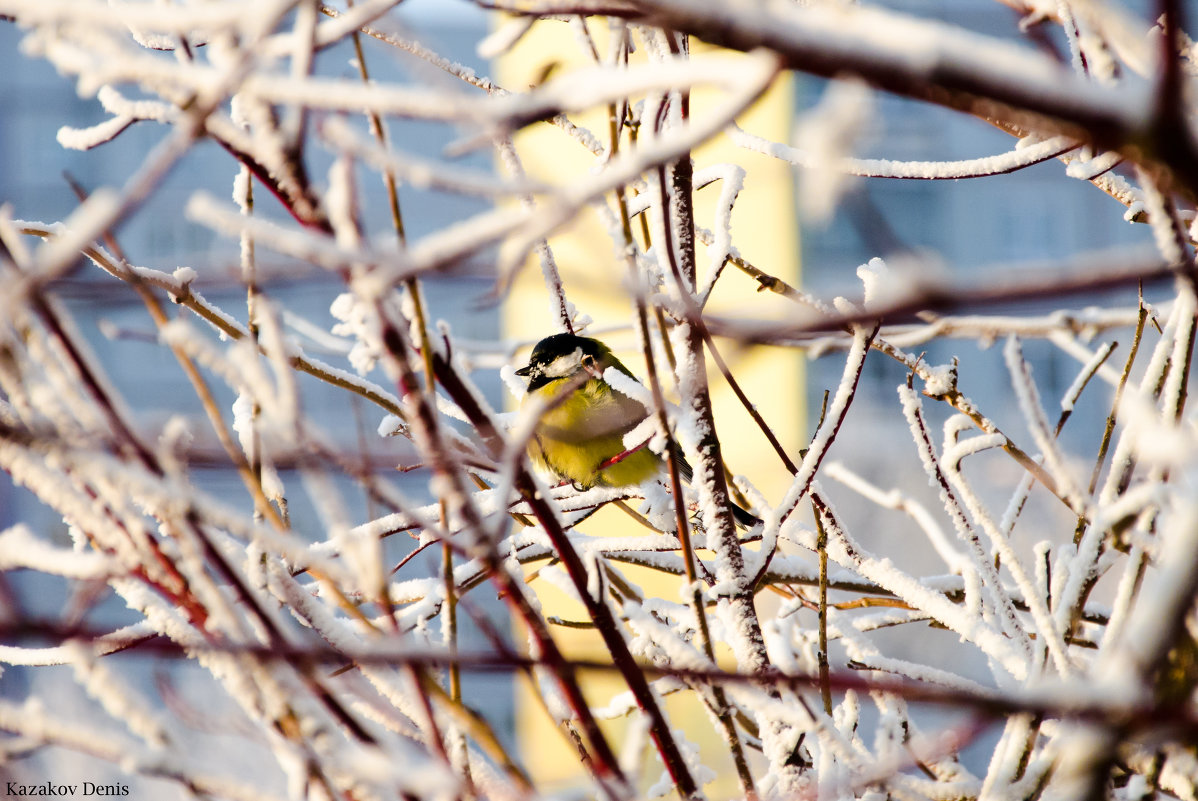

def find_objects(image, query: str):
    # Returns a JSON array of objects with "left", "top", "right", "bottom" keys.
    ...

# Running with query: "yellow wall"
[{"left": 497, "top": 20, "right": 802, "bottom": 797}]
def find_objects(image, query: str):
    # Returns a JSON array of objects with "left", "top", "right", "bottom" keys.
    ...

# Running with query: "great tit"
[{"left": 515, "top": 333, "right": 759, "bottom": 527}]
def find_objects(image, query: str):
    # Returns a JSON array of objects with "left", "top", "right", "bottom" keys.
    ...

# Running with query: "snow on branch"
[{"left": 732, "top": 124, "right": 1079, "bottom": 180}]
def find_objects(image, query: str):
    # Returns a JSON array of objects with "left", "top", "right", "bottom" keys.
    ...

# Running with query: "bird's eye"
[{"left": 582, "top": 355, "right": 595, "bottom": 367}]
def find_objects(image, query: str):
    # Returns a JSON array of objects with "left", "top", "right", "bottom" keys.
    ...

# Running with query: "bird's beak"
[{"left": 515, "top": 364, "right": 532, "bottom": 377}]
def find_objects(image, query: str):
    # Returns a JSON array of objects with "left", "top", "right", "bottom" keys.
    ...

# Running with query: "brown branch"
[
  {"left": 8, "top": 619, "right": 1198, "bottom": 736},
  {"left": 429, "top": 347, "right": 701, "bottom": 800},
  {"left": 704, "top": 255, "right": 1174, "bottom": 345}
]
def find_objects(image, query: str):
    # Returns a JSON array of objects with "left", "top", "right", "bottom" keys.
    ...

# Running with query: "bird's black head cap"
[{"left": 515, "top": 334, "right": 609, "bottom": 390}]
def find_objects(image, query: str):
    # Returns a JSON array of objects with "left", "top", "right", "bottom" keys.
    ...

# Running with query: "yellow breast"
[{"left": 524, "top": 377, "right": 659, "bottom": 488}]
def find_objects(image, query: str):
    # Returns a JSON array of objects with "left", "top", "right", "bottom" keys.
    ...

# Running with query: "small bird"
[{"left": 515, "top": 333, "right": 759, "bottom": 526}]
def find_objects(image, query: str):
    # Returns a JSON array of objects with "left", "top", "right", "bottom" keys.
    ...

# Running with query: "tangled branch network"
[{"left": 2, "top": 1, "right": 1198, "bottom": 800}]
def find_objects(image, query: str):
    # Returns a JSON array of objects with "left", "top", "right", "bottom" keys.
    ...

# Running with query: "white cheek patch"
[{"left": 543, "top": 348, "right": 584, "bottom": 378}]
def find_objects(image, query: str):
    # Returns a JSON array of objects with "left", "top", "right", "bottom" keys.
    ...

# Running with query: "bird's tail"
[
  {"left": 730, "top": 502, "right": 762, "bottom": 529},
  {"left": 668, "top": 441, "right": 761, "bottom": 529}
]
